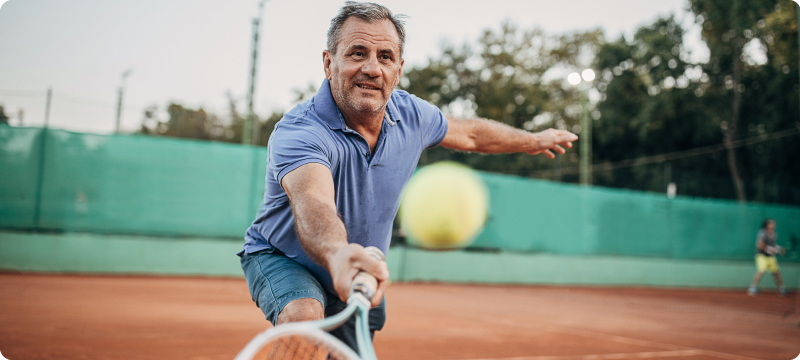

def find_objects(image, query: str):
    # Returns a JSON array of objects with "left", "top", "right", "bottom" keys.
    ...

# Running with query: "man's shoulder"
[
  {"left": 389, "top": 89, "right": 441, "bottom": 122},
  {"left": 275, "top": 101, "right": 331, "bottom": 134},
  {"left": 268, "top": 113, "right": 337, "bottom": 156},
  {"left": 390, "top": 89, "right": 419, "bottom": 106}
]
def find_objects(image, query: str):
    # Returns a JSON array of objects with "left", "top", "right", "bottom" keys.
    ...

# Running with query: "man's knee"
[{"left": 277, "top": 298, "right": 324, "bottom": 325}]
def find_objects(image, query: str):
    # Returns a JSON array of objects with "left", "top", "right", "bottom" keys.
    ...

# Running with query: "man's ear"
[
  {"left": 393, "top": 58, "right": 405, "bottom": 87},
  {"left": 323, "top": 50, "right": 333, "bottom": 80}
]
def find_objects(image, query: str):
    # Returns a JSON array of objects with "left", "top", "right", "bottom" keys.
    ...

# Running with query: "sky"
[{"left": 0, "top": 0, "right": 702, "bottom": 134}]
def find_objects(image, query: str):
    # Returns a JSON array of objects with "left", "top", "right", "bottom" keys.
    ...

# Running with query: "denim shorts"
[{"left": 240, "top": 246, "right": 386, "bottom": 351}]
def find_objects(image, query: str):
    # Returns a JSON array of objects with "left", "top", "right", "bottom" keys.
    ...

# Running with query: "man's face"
[
  {"left": 324, "top": 17, "right": 404, "bottom": 118},
  {"left": 766, "top": 221, "right": 776, "bottom": 232}
]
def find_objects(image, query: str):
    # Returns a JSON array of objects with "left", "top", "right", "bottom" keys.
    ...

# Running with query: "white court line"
[
  {"left": 463, "top": 349, "right": 703, "bottom": 360},
  {"left": 472, "top": 315, "right": 762, "bottom": 360},
  {"left": 548, "top": 328, "right": 761, "bottom": 360}
]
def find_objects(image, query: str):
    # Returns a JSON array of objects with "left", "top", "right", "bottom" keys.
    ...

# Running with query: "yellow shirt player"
[{"left": 748, "top": 219, "right": 787, "bottom": 296}]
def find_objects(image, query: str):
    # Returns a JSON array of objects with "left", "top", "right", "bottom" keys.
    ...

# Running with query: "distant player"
[
  {"left": 748, "top": 219, "right": 787, "bottom": 296},
  {"left": 237, "top": 1, "right": 577, "bottom": 353}
]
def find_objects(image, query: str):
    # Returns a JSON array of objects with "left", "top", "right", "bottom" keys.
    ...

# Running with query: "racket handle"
[{"left": 349, "top": 246, "right": 385, "bottom": 301}]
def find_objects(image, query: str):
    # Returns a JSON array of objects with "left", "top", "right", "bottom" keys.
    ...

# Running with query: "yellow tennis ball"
[{"left": 400, "top": 162, "right": 489, "bottom": 249}]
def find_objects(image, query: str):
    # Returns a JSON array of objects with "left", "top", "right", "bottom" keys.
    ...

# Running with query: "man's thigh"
[
  {"left": 765, "top": 256, "right": 780, "bottom": 273},
  {"left": 755, "top": 254, "right": 769, "bottom": 273},
  {"left": 240, "top": 249, "right": 327, "bottom": 326},
  {"left": 240, "top": 248, "right": 387, "bottom": 354},
  {"left": 755, "top": 254, "right": 779, "bottom": 274}
]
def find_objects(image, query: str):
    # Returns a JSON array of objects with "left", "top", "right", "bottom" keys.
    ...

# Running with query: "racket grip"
[{"left": 349, "top": 246, "right": 385, "bottom": 301}]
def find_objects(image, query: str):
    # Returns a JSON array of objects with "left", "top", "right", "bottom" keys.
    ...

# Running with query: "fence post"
[{"left": 32, "top": 128, "right": 48, "bottom": 229}]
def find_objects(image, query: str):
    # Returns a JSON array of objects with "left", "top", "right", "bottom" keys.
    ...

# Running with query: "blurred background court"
[
  {"left": 1, "top": 274, "right": 798, "bottom": 359},
  {"left": 2, "top": 0, "right": 800, "bottom": 359}
]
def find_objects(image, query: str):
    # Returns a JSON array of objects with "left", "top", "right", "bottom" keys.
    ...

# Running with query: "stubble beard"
[{"left": 332, "top": 77, "right": 389, "bottom": 118}]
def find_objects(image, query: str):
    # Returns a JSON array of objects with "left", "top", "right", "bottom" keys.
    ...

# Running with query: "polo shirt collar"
[{"left": 314, "top": 78, "right": 402, "bottom": 130}]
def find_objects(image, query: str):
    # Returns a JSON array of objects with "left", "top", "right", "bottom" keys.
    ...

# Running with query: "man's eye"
[{"left": 353, "top": 51, "right": 364, "bottom": 57}]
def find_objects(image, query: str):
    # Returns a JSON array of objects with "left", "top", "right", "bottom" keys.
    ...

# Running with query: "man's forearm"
[
  {"left": 290, "top": 194, "right": 348, "bottom": 270},
  {"left": 447, "top": 116, "right": 540, "bottom": 153},
  {"left": 282, "top": 163, "right": 389, "bottom": 305},
  {"left": 442, "top": 115, "right": 575, "bottom": 156}
]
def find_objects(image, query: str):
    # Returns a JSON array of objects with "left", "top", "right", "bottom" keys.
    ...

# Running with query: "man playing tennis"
[{"left": 238, "top": 1, "right": 578, "bottom": 353}]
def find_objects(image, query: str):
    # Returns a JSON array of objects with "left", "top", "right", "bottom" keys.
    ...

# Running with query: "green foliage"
[
  {"left": 402, "top": 21, "right": 603, "bottom": 178},
  {"left": 0, "top": 105, "right": 9, "bottom": 125},
  {"left": 137, "top": 95, "right": 282, "bottom": 147},
  {"left": 592, "top": 16, "right": 728, "bottom": 196},
  {"left": 687, "top": 0, "right": 800, "bottom": 203},
  {"left": 139, "top": 103, "right": 226, "bottom": 141}
]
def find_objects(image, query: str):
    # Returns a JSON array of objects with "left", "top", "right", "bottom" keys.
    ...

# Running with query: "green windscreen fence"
[
  {"left": 472, "top": 173, "right": 800, "bottom": 261},
  {"left": 0, "top": 127, "right": 268, "bottom": 238},
  {"left": 1, "top": 126, "right": 798, "bottom": 262}
]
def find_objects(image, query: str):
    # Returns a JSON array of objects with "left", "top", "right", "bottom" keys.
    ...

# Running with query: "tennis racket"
[{"left": 234, "top": 246, "right": 385, "bottom": 360}]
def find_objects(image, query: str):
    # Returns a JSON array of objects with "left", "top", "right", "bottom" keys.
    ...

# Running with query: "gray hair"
[{"left": 327, "top": 1, "right": 407, "bottom": 57}]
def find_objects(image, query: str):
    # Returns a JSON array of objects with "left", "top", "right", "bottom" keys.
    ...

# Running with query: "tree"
[
  {"left": 0, "top": 105, "right": 9, "bottom": 125},
  {"left": 690, "top": 0, "right": 800, "bottom": 204},
  {"left": 592, "top": 16, "right": 728, "bottom": 196},
  {"left": 139, "top": 103, "right": 227, "bottom": 141},
  {"left": 138, "top": 99, "right": 282, "bottom": 148},
  {"left": 691, "top": 0, "right": 777, "bottom": 201},
  {"left": 402, "top": 21, "right": 603, "bottom": 178}
]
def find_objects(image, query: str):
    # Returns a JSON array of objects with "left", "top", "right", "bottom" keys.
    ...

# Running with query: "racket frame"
[
  {"left": 233, "top": 294, "right": 375, "bottom": 360},
  {"left": 233, "top": 319, "right": 361, "bottom": 360}
]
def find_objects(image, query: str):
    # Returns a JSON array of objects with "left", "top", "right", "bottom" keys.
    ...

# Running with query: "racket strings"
[{"left": 252, "top": 334, "right": 348, "bottom": 360}]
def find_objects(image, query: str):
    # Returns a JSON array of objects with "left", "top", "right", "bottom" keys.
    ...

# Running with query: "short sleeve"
[
  {"left": 268, "top": 120, "right": 332, "bottom": 188},
  {"left": 413, "top": 95, "right": 449, "bottom": 149}
]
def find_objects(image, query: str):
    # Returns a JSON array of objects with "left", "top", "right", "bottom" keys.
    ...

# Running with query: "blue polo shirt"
[{"left": 240, "top": 78, "right": 448, "bottom": 294}]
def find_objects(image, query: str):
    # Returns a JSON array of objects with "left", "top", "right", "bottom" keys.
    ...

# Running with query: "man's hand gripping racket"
[
  {"left": 766, "top": 245, "right": 786, "bottom": 256},
  {"left": 234, "top": 246, "right": 385, "bottom": 360}
]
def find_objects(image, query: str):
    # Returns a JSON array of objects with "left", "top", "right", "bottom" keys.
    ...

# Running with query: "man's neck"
[
  {"left": 343, "top": 109, "right": 383, "bottom": 131},
  {"left": 341, "top": 109, "right": 385, "bottom": 152}
]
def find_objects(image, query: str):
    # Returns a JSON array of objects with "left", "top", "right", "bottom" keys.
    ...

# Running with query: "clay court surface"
[{"left": 0, "top": 273, "right": 798, "bottom": 360}]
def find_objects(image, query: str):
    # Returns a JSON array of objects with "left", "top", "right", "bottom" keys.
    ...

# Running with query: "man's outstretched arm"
[
  {"left": 440, "top": 116, "right": 578, "bottom": 158},
  {"left": 281, "top": 162, "right": 389, "bottom": 307}
]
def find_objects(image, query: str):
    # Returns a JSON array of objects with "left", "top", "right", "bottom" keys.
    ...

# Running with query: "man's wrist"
[
  {"left": 528, "top": 131, "right": 543, "bottom": 152},
  {"left": 321, "top": 242, "right": 352, "bottom": 272}
]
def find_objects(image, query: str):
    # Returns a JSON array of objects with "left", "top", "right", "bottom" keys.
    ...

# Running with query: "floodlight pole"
[
  {"left": 579, "top": 86, "right": 592, "bottom": 185},
  {"left": 44, "top": 87, "right": 52, "bottom": 128},
  {"left": 569, "top": 70, "right": 593, "bottom": 185},
  {"left": 243, "top": 0, "right": 267, "bottom": 146},
  {"left": 34, "top": 87, "right": 53, "bottom": 229},
  {"left": 115, "top": 69, "right": 133, "bottom": 134}
]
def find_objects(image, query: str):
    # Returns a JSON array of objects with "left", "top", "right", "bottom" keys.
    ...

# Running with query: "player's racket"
[{"left": 234, "top": 246, "right": 385, "bottom": 360}]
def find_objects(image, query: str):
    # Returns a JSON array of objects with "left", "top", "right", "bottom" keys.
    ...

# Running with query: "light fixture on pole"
[
  {"left": 567, "top": 72, "right": 582, "bottom": 86},
  {"left": 243, "top": 0, "right": 268, "bottom": 146},
  {"left": 581, "top": 69, "right": 595, "bottom": 82},
  {"left": 568, "top": 69, "right": 595, "bottom": 185},
  {"left": 115, "top": 69, "right": 133, "bottom": 134}
]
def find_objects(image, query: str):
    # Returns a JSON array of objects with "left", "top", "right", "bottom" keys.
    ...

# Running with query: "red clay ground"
[{"left": 0, "top": 273, "right": 797, "bottom": 360}]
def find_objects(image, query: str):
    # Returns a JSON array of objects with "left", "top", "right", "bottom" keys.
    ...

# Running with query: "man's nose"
[{"left": 361, "top": 54, "right": 382, "bottom": 78}]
